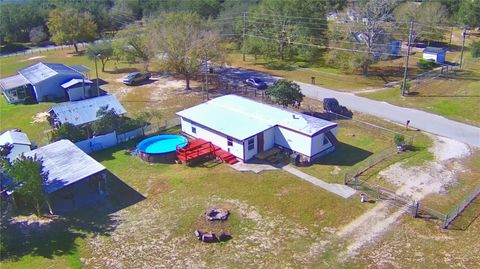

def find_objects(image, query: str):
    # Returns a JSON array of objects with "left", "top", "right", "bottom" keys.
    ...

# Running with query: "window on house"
[
  {"left": 227, "top": 136, "right": 233, "bottom": 146},
  {"left": 191, "top": 126, "right": 196, "bottom": 134},
  {"left": 248, "top": 138, "right": 255, "bottom": 150},
  {"left": 323, "top": 136, "right": 329, "bottom": 145}
]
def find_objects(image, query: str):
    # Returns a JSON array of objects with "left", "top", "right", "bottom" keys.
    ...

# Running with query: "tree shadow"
[
  {"left": 312, "top": 142, "right": 373, "bottom": 166},
  {"left": 0, "top": 172, "right": 145, "bottom": 261}
]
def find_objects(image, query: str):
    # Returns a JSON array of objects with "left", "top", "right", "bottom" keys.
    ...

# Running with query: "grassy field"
[
  {"left": 227, "top": 52, "right": 422, "bottom": 91},
  {"left": 295, "top": 98, "right": 433, "bottom": 187},
  {"left": 360, "top": 49, "right": 480, "bottom": 126}
]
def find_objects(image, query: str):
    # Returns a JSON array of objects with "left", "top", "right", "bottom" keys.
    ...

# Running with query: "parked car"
[
  {"left": 245, "top": 77, "right": 268, "bottom": 90},
  {"left": 323, "top": 98, "right": 352, "bottom": 118},
  {"left": 123, "top": 72, "right": 151, "bottom": 85}
]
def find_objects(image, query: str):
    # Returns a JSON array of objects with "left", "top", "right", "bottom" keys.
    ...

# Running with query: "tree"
[
  {"left": 29, "top": 26, "right": 47, "bottom": 45},
  {"left": 87, "top": 40, "right": 114, "bottom": 72},
  {"left": 266, "top": 79, "right": 304, "bottom": 107},
  {"left": 394, "top": 2, "right": 448, "bottom": 44},
  {"left": 0, "top": 2, "right": 48, "bottom": 44},
  {"left": 249, "top": 0, "right": 328, "bottom": 60},
  {"left": 50, "top": 123, "right": 87, "bottom": 143},
  {"left": 243, "top": 37, "right": 266, "bottom": 62},
  {"left": 471, "top": 41, "right": 480, "bottom": 59},
  {"left": 47, "top": 8, "right": 97, "bottom": 53},
  {"left": 7, "top": 156, "right": 49, "bottom": 216},
  {"left": 91, "top": 106, "right": 122, "bottom": 135},
  {"left": 113, "top": 22, "right": 152, "bottom": 71},
  {"left": 341, "top": 0, "right": 397, "bottom": 76},
  {"left": 456, "top": 0, "right": 480, "bottom": 28},
  {"left": 148, "top": 12, "right": 225, "bottom": 90}
]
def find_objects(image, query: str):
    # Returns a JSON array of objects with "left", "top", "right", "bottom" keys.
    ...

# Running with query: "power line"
[{"left": 245, "top": 33, "right": 425, "bottom": 59}]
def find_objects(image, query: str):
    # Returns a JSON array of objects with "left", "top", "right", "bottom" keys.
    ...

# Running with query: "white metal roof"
[
  {"left": 18, "top": 62, "right": 81, "bottom": 85},
  {"left": 50, "top": 95, "right": 127, "bottom": 126},
  {"left": 176, "top": 95, "right": 337, "bottom": 140},
  {"left": 0, "top": 74, "right": 30, "bottom": 90},
  {"left": 24, "top": 140, "right": 106, "bottom": 194},
  {"left": 0, "top": 130, "right": 31, "bottom": 146},
  {"left": 61, "top": 78, "right": 93, "bottom": 89}
]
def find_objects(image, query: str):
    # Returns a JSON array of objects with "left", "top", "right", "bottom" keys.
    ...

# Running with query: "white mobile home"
[{"left": 176, "top": 95, "right": 338, "bottom": 162}]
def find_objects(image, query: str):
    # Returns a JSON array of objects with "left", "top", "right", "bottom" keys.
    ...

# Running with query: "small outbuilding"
[
  {"left": 0, "top": 62, "right": 91, "bottom": 103},
  {"left": 177, "top": 95, "right": 338, "bottom": 162},
  {"left": 423, "top": 47, "right": 447, "bottom": 64},
  {"left": 0, "top": 130, "right": 32, "bottom": 162},
  {"left": 23, "top": 139, "right": 108, "bottom": 213},
  {"left": 48, "top": 94, "right": 127, "bottom": 128}
]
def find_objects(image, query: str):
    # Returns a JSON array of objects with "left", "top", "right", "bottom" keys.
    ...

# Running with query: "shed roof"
[
  {"left": 424, "top": 47, "right": 447, "bottom": 54},
  {"left": 50, "top": 94, "right": 127, "bottom": 126},
  {"left": 24, "top": 140, "right": 106, "bottom": 193},
  {"left": 18, "top": 62, "right": 81, "bottom": 85},
  {"left": 177, "top": 95, "right": 337, "bottom": 140},
  {"left": 0, "top": 130, "right": 31, "bottom": 146},
  {"left": 0, "top": 74, "right": 30, "bottom": 90},
  {"left": 61, "top": 78, "right": 93, "bottom": 89}
]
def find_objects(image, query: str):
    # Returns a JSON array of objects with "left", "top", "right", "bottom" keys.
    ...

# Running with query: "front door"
[{"left": 257, "top": 133, "right": 264, "bottom": 153}]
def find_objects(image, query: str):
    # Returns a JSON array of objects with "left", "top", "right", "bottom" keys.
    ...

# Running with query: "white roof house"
[
  {"left": 0, "top": 130, "right": 32, "bottom": 161},
  {"left": 49, "top": 94, "right": 127, "bottom": 126},
  {"left": 177, "top": 95, "right": 338, "bottom": 162},
  {"left": 24, "top": 139, "right": 106, "bottom": 194}
]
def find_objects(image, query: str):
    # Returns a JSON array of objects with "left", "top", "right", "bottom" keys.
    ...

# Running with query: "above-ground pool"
[{"left": 137, "top": 134, "right": 188, "bottom": 163}]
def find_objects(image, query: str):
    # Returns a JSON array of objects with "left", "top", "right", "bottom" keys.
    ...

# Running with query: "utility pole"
[
  {"left": 401, "top": 19, "right": 414, "bottom": 97},
  {"left": 459, "top": 27, "right": 467, "bottom": 70},
  {"left": 94, "top": 53, "right": 101, "bottom": 96},
  {"left": 242, "top": 12, "right": 246, "bottom": 61}
]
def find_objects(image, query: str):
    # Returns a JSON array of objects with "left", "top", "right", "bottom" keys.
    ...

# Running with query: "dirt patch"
[
  {"left": 20, "top": 55, "right": 46, "bottom": 62},
  {"left": 84, "top": 196, "right": 327, "bottom": 268},
  {"left": 337, "top": 134, "right": 473, "bottom": 259},
  {"left": 31, "top": 112, "right": 49, "bottom": 123},
  {"left": 380, "top": 135, "right": 472, "bottom": 201}
]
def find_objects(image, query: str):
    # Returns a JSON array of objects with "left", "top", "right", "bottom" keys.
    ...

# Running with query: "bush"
[
  {"left": 417, "top": 59, "right": 437, "bottom": 71},
  {"left": 50, "top": 123, "right": 87, "bottom": 142},
  {"left": 23, "top": 96, "right": 37, "bottom": 105},
  {"left": 393, "top": 134, "right": 405, "bottom": 147},
  {"left": 471, "top": 40, "right": 480, "bottom": 58}
]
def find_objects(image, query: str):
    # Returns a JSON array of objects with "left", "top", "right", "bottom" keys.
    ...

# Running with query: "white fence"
[
  {"left": 75, "top": 131, "right": 118, "bottom": 154},
  {"left": 75, "top": 117, "right": 181, "bottom": 154}
]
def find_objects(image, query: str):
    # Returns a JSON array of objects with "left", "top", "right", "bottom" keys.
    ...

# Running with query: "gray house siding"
[{"left": 34, "top": 74, "right": 83, "bottom": 102}]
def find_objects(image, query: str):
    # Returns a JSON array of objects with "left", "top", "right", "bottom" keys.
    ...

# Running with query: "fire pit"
[{"left": 205, "top": 208, "right": 230, "bottom": 221}]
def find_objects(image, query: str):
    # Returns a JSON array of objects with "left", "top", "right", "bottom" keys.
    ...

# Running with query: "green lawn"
[
  {"left": 361, "top": 51, "right": 480, "bottom": 126},
  {"left": 0, "top": 97, "right": 53, "bottom": 146}
]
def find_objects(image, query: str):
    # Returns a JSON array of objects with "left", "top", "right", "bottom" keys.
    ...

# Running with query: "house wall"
[
  {"left": 34, "top": 74, "right": 83, "bottom": 102},
  {"left": 311, "top": 126, "right": 338, "bottom": 156},
  {"left": 423, "top": 52, "right": 438, "bottom": 62},
  {"left": 67, "top": 84, "right": 92, "bottom": 101},
  {"left": 180, "top": 118, "right": 245, "bottom": 160},
  {"left": 275, "top": 127, "right": 312, "bottom": 156},
  {"left": 263, "top": 127, "right": 275, "bottom": 151},
  {"left": 243, "top": 135, "right": 257, "bottom": 161}
]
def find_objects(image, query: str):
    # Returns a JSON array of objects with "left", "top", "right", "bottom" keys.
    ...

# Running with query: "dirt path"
[{"left": 336, "top": 134, "right": 473, "bottom": 259}]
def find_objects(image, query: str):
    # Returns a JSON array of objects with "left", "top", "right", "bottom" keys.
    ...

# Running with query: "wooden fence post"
[{"left": 412, "top": 201, "right": 419, "bottom": 218}]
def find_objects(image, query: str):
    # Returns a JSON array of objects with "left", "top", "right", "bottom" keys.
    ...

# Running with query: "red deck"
[{"left": 176, "top": 138, "right": 238, "bottom": 165}]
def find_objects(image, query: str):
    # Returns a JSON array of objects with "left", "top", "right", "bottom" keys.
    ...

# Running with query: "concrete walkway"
[
  {"left": 282, "top": 165, "right": 357, "bottom": 199},
  {"left": 297, "top": 81, "right": 480, "bottom": 148},
  {"left": 230, "top": 162, "right": 278, "bottom": 173}
]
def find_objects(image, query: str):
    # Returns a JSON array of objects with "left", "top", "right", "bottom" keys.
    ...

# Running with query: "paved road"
[
  {"left": 297, "top": 81, "right": 480, "bottom": 148},
  {"left": 219, "top": 67, "right": 480, "bottom": 147}
]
